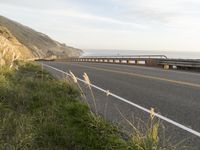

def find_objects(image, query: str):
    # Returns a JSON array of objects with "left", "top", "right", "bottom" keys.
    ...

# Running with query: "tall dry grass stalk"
[
  {"left": 83, "top": 72, "right": 98, "bottom": 115},
  {"left": 69, "top": 71, "right": 77, "bottom": 83},
  {"left": 69, "top": 71, "right": 88, "bottom": 105},
  {"left": 150, "top": 108, "right": 155, "bottom": 120},
  {"left": 83, "top": 72, "right": 91, "bottom": 89},
  {"left": 104, "top": 90, "right": 111, "bottom": 119}
]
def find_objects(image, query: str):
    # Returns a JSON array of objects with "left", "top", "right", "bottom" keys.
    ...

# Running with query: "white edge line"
[{"left": 41, "top": 62, "right": 200, "bottom": 138}]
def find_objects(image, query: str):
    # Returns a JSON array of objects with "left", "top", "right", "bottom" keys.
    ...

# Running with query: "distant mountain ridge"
[{"left": 0, "top": 15, "right": 82, "bottom": 59}]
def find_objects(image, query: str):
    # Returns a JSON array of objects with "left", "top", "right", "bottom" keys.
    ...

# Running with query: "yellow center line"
[{"left": 68, "top": 63, "right": 200, "bottom": 88}]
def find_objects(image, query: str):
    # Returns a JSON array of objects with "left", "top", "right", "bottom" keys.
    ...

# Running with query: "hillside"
[
  {"left": 0, "top": 15, "right": 82, "bottom": 59},
  {"left": 0, "top": 26, "right": 34, "bottom": 63}
]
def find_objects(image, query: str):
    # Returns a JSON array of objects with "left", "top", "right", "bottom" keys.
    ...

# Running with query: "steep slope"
[
  {"left": 0, "top": 15, "right": 82, "bottom": 59},
  {"left": 0, "top": 26, "right": 34, "bottom": 65}
]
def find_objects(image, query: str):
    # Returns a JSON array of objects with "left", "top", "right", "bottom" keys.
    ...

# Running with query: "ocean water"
[{"left": 82, "top": 50, "right": 200, "bottom": 59}]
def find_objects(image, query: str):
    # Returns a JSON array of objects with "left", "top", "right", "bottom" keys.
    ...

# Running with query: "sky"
[{"left": 0, "top": 0, "right": 200, "bottom": 52}]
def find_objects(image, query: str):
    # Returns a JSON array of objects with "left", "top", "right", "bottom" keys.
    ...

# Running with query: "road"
[{"left": 42, "top": 61, "right": 200, "bottom": 149}]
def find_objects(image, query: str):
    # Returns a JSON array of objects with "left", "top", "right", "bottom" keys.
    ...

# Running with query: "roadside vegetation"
[{"left": 0, "top": 61, "right": 166, "bottom": 150}]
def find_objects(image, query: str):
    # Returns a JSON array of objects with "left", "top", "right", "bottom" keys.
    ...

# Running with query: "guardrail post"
[
  {"left": 164, "top": 64, "right": 170, "bottom": 70},
  {"left": 114, "top": 59, "right": 120, "bottom": 63},
  {"left": 121, "top": 60, "right": 128, "bottom": 64},
  {"left": 128, "top": 60, "right": 136, "bottom": 64},
  {"left": 109, "top": 59, "right": 114, "bottom": 63}
]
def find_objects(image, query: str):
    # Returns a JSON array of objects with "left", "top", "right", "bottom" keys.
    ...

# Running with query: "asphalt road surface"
[{"left": 42, "top": 61, "right": 200, "bottom": 149}]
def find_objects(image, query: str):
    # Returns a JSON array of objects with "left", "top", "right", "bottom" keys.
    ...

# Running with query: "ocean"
[{"left": 82, "top": 50, "right": 200, "bottom": 59}]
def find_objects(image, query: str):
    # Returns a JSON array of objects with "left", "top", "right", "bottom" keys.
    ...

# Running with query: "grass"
[
  {"left": 0, "top": 62, "right": 141, "bottom": 150},
  {"left": 0, "top": 61, "right": 185, "bottom": 150}
]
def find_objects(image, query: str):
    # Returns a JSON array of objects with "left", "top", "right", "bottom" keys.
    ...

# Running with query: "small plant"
[{"left": 116, "top": 106, "right": 163, "bottom": 150}]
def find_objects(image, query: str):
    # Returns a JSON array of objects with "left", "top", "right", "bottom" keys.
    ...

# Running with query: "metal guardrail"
[
  {"left": 81, "top": 55, "right": 168, "bottom": 59},
  {"left": 66, "top": 55, "right": 200, "bottom": 71},
  {"left": 159, "top": 59, "right": 200, "bottom": 68},
  {"left": 67, "top": 55, "right": 167, "bottom": 67}
]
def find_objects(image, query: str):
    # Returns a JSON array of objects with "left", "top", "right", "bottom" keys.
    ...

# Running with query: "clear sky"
[{"left": 0, "top": 0, "right": 200, "bottom": 52}]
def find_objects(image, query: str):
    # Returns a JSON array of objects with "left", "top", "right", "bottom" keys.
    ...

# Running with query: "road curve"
[{"left": 42, "top": 61, "right": 200, "bottom": 149}]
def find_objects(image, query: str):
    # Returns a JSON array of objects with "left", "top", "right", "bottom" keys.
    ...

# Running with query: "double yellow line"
[{"left": 68, "top": 63, "right": 200, "bottom": 88}]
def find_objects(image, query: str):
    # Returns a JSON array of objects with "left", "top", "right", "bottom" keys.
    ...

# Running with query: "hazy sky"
[{"left": 0, "top": 0, "right": 200, "bottom": 51}]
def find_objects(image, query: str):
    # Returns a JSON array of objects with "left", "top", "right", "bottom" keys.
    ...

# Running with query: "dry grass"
[
  {"left": 83, "top": 72, "right": 98, "bottom": 115},
  {"left": 0, "top": 35, "right": 20, "bottom": 69}
]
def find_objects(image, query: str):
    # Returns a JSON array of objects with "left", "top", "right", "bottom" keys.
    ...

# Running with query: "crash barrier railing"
[
  {"left": 159, "top": 59, "right": 200, "bottom": 69},
  {"left": 67, "top": 55, "right": 166, "bottom": 67},
  {"left": 80, "top": 55, "right": 168, "bottom": 59},
  {"left": 65, "top": 55, "right": 200, "bottom": 70}
]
